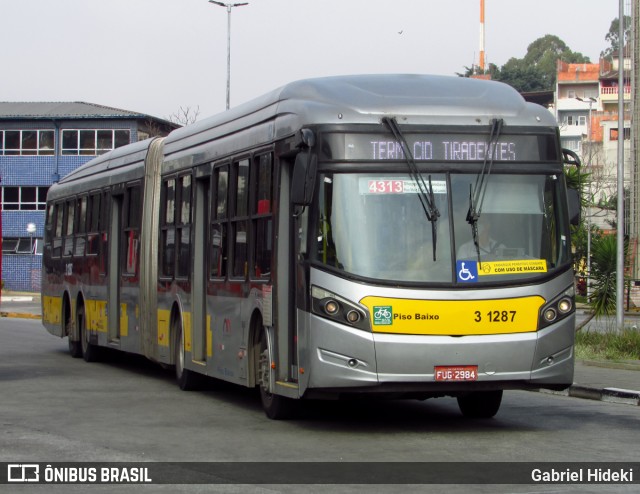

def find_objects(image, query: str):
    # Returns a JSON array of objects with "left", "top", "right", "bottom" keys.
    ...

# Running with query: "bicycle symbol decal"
[{"left": 373, "top": 306, "right": 393, "bottom": 325}]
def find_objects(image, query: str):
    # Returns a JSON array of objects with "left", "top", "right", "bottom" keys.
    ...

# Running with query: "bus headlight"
[
  {"left": 312, "top": 286, "right": 370, "bottom": 331},
  {"left": 539, "top": 286, "right": 575, "bottom": 330}
]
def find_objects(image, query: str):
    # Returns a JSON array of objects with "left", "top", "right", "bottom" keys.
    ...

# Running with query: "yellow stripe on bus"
[
  {"left": 86, "top": 299, "right": 108, "bottom": 333},
  {"left": 360, "top": 296, "right": 545, "bottom": 335},
  {"left": 120, "top": 303, "right": 128, "bottom": 337},
  {"left": 183, "top": 311, "right": 192, "bottom": 352},
  {"left": 157, "top": 310, "right": 171, "bottom": 348},
  {"left": 43, "top": 295, "right": 62, "bottom": 325}
]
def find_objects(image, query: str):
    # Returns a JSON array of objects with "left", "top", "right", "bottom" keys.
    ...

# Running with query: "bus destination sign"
[{"left": 342, "top": 134, "right": 547, "bottom": 162}]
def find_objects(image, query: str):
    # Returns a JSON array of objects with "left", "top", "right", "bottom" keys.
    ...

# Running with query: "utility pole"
[
  {"left": 616, "top": 0, "right": 626, "bottom": 328},
  {"left": 209, "top": 1, "right": 249, "bottom": 110}
]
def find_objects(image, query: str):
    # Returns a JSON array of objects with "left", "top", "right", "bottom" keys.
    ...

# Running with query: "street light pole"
[
  {"left": 209, "top": 1, "right": 249, "bottom": 110},
  {"left": 576, "top": 96, "right": 597, "bottom": 298}
]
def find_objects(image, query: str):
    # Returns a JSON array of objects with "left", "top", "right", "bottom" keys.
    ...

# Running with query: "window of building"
[
  {"left": 2, "top": 237, "right": 41, "bottom": 254},
  {"left": 566, "top": 116, "right": 574, "bottom": 126},
  {"left": 0, "top": 130, "right": 55, "bottom": 155},
  {"left": 610, "top": 127, "right": 631, "bottom": 141},
  {"left": 578, "top": 116, "right": 586, "bottom": 126},
  {"left": 562, "top": 138, "right": 581, "bottom": 153},
  {"left": 1, "top": 186, "right": 49, "bottom": 210},
  {"left": 61, "top": 129, "right": 130, "bottom": 155}
]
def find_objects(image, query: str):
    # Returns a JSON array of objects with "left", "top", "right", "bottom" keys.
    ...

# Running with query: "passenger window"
[
  {"left": 123, "top": 184, "right": 142, "bottom": 276},
  {"left": 177, "top": 175, "right": 191, "bottom": 278},
  {"left": 252, "top": 153, "right": 273, "bottom": 279},
  {"left": 210, "top": 166, "right": 229, "bottom": 278}
]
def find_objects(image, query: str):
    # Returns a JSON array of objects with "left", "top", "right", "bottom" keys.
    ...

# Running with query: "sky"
[{"left": 0, "top": 0, "right": 625, "bottom": 122}]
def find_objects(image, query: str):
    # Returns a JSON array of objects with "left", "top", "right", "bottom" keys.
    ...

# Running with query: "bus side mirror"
[
  {"left": 291, "top": 151, "right": 317, "bottom": 206},
  {"left": 568, "top": 188, "right": 580, "bottom": 226}
]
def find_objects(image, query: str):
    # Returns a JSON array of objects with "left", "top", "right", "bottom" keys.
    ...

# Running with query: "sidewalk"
[
  {"left": 0, "top": 290, "right": 41, "bottom": 320},
  {"left": 1, "top": 291, "right": 638, "bottom": 406}
]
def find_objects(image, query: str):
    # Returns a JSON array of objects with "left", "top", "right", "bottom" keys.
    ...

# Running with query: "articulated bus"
[{"left": 42, "top": 74, "right": 581, "bottom": 419}]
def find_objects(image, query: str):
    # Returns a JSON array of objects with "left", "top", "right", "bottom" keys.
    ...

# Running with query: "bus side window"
[
  {"left": 210, "top": 165, "right": 228, "bottom": 279},
  {"left": 161, "top": 178, "right": 176, "bottom": 278},
  {"left": 87, "top": 192, "right": 101, "bottom": 255},
  {"left": 100, "top": 190, "right": 109, "bottom": 275},
  {"left": 63, "top": 199, "right": 75, "bottom": 257},
  {"left": 74, "top": 196, "right": 87, "bottom": 257},
  {"left": 252, "top": 153, "right": 272, "bottom": 279},
  {"left": 123, "top": 184, "right": 141, "bottom": 276},
  {"left": 53, "top": 203, "right": 64, "bottom": 258},
  {"left": 176, "top": 175, "right": 191, "bottom": 278},
  {"left": 232, "top": 158, "right": 250, "bottom": 279}
]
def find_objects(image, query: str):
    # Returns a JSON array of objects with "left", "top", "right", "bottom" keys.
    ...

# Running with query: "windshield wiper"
[
  {"left": 382, "top": 117, "right": 440, "bottom": 260},
  {"left": 466, "top": 118, "right": 503, "bottom": 265}
]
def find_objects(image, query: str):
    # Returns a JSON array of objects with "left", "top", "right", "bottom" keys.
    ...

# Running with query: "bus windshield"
[{"left": 313, "top": 172, "right": 570, "bottom": 284}]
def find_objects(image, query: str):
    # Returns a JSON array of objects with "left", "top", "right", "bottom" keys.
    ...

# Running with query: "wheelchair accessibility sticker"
[
  {"left": 456, "top": 261, "right": 478, "bottom": 282},
  {"left": 457, "top": 259, "right": 547, "bottom": 282}
]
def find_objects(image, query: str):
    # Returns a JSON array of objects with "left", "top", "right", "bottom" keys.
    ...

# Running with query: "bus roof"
[
  {"left": 49, "top": 75, "right": 559, "bottom": 199},
  {"left": 48, "top": 138, "right": 157, "bottom": 200},
  {"left": 163, "top": 74, "right": 557, "bottom": 158}
]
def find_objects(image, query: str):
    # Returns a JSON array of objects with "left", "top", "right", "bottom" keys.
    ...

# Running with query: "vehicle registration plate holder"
[{"left": 434, "top": 365, "right": 478, "bottom": 381}]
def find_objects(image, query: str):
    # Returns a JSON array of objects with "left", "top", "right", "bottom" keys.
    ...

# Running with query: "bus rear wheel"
[
  {"left": 174, "top": 316, "right": 201, "bottom": 391},
  {"left": 79, "top": 305, "right": 99, "bottom": 362},
  {"left": 66, "top": 304, "right": 82, "bottom": 358},
  {"left": 257, "top": 329, "right": 295, "bottom": 420},
  {"left": 456, "top": 390, "right": 503, "bottom": 418}
]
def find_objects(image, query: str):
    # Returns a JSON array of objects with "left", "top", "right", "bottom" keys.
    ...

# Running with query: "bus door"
[
  {"left": 108, "top": 188, "right": 124, "bottom": 342},
  {"left": 191, "top": 167, "right": 210, "bottom": 363}
]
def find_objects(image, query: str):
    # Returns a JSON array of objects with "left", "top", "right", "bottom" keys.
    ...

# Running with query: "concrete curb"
[
  {"left": 538, "top": 385, "right": 640, "bottom": 406},
  {"left": 0, "top": 312, "right": 42, "bottom": 320}
]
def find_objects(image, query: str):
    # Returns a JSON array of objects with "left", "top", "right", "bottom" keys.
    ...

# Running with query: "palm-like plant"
[{"left": 575, "top": 234, "right": 627, "bottom": 331}]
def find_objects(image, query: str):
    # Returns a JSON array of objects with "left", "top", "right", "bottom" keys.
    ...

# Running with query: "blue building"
[{"left": 0, "top": 102, "right": 178, "bottom": 292}]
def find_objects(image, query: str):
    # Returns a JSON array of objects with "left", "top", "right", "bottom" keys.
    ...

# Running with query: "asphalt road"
[{"left": 1, "top": 319, "right": 638, "bottom": 494}]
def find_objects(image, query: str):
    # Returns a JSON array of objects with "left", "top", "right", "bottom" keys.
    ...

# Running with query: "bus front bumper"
[{"left": 301, "top": 314, "right": 574, "bottom": 397}]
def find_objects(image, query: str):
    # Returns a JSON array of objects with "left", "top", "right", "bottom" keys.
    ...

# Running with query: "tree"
[
  {"left": 168, "top": 105, "right": 201, "bottom": 127},
  {"left": 494, "top": 35, "right": 590, "bottom": 92},
  {"left": 601, "top": 16, "right": 632, "bottom": 60}
]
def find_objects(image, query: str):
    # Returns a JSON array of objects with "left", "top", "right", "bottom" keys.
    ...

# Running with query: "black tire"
[
  {"left": 68, "top": 337, "right": 82, "bottom": 358},
  {"left": 79, "top": 305, "right": 100, "bottom": 362},
  {"left": 174, "top": 316, "right": 201, "bottom": 391},
  {"left": 257, "top": 329, "right": 295, "bottom": 420},
  {"left": 66, "top": 304, "right": 82, "bottom": 358},
  {"left": 457, "top": 390, "right": 503, "bottom": 418}
]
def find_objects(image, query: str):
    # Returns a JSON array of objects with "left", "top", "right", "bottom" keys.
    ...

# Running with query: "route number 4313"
[{"left": 474, "top": 310, "right": 517, "bottom": 323}]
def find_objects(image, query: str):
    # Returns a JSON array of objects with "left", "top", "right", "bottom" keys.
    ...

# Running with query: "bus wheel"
[
  {"left": 66, "top": 304, "right": 82, "bottom": 358},
  {"left": 257, "top": 329, "right": 294, "bottom": 420},
  {"left": 456, "top": 390, "right": 503, "bottom": 418},
  {"left": 174, "top": 317, "right": 201, "bottom": 391},
  {"left": 68, "top": 337, "right": 82, "bottom": 358},
  {"left": 79, "top": 305, "right": 99, "bottom": 362}
]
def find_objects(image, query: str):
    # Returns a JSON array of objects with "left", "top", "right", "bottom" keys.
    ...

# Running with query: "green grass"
[{"left": 575, "top": 328, "right": 640, "bottom": 361}]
